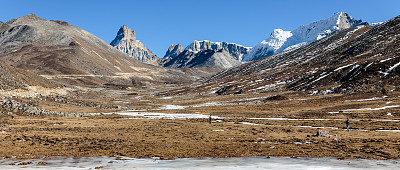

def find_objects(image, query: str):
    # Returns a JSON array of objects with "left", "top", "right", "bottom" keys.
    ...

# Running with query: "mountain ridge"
[{"left": 243, "top": 12, "right": 368, "bottom": 62}]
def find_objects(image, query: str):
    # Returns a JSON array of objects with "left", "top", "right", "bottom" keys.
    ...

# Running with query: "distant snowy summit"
[
  {"left": 242, "top": 12, "right": 368, "bottom": 62},
  {"left": 162, "top": 40, "right": 250, "bottom": 70},
  {"left": 110, "top": 25, "right": 160, "bottom": 65}
]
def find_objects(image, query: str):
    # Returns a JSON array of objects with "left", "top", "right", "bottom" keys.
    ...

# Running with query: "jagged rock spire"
[
  {"left": 110, "top": 25, "right": 160, "bottom": 65},
  {"left": 164, "top": 44, "right": 183, "bottom": 59},
  {"left": 110, "top": 25, "right": 136, "bottom": 46}
]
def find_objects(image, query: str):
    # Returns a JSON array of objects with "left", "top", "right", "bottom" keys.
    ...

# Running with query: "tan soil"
[{"left": 0, "top": 113, "right": 399, "bottom": 160}]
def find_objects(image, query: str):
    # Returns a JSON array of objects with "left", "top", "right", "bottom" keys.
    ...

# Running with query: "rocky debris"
[
  {"left": 311, "top": 130, "right": 336, "bottom": 138},
  {"left": 37, "top": 95, "right": 122, "bottom": 110},
  {"left": 215, "top": 85, "right": 242, "bottom": 95},
  {"left": 110, "top": 25, "right": 160, "bottom": 65},
  {"left": 0, "top": 64, "right": 60, "bottom": 90},
  {"left": 0, "top": 98, "right": 87, "bottom": 117},
  {"left": 264, "top": 95, "right": 287, "bottom": 101}
]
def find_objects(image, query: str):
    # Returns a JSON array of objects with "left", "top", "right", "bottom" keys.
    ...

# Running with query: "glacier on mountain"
[{"left": 242, "top": 12, "right": 368, "bottom": 62}]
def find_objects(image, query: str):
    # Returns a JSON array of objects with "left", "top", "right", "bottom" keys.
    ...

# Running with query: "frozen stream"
[{"left": 0, "top": 156, "right": 399, "bottom": 169}]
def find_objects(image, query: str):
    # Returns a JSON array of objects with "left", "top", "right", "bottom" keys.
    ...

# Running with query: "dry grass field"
[{"left": 1, "top": 85, "right": 400, "bottom": 161}]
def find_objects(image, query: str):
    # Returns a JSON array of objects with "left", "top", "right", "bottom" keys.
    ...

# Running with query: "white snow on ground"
[
  {"left": 212, "top": 130, "right": 224, "bottom": 132},
  {"left": 334, "top": 63, "right": 356, "bottom": 72},
  {"left": 344, "top": 105, "right": 400, "bottom": 111},
  {"left": 344, "top": 96, "right": 388, "bottom": 102},
  {"left": 380, "top": 57, "right": 394, "bottom": 63},
  {"left": 191, "top": 102, "right": 225, "bottom": 107},
  {"left": 311, "top": 72, "right": 332, "bottom": 84},
  {"left": 109, "top": 111, "right": 221, "bottom": 119},
  {"left": 1, "top": 156, "right": 399, "bottom": 169},
  {"left": 376, "top": 130, "right": 400, "bottom": 132},
  {"left": 160, "top": 105, "right": 187, "bottom": 110},
  {"left": 159, "top": 96, "right": 173, "bottom": 99},
  {"left": 387, "top": 60, "right": 400, "bottom": 72},
  {"left": 252, "top": 81, "right": 286, "bottom": 91}
]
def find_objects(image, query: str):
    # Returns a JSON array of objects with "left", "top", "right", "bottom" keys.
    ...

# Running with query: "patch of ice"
[
  {"left": 110, "top": 111, "right": 221, "bottom": 119},
  {"left": 159, "top": 97, "right": 173, "bottom": 99},
  {"left": 1, "top": 156, "right": 400, "bottom": 169},
  {"left": 160, "top": 105, "right": 187, "bottom": 110}
]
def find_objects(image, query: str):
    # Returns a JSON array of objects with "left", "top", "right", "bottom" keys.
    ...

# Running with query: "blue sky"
[{"left": 1, "top": 0, "right": 399, "bottom": 57}]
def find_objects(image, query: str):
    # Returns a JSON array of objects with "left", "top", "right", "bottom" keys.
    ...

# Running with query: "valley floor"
[{"left": 1, "top": 85, "right": 400, "bottom": 162}]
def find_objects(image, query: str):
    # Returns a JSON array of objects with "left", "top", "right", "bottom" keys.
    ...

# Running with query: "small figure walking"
[
  {"left": 346, "top": 118, "right": 350, "bottom": 131},
  {"left": 209, "top": 115, "right": 212, "bottom": 124}
]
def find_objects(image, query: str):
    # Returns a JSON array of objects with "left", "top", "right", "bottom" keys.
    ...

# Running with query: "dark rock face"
[{"left": 110, "top": 25, "right": 160, "bottom": 65}]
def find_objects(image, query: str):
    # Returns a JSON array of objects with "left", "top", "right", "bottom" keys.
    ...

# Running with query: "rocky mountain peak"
[
  {"left": 110, "top": 25, "right": 159, "bottom": 65},
  {"left": 110, "top": 25, "right": 136, "bottom": 46},
  {"left": 6, "top": 13, "right": 45, "bottom": 25},
  {"left": 335, "top": 12, "right": 367, "bottom": 30},
  {"left": 164, "top": 44, "right": 183, "bottom": 59}
]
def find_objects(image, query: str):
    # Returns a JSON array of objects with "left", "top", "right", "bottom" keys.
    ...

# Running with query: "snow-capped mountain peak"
[{"left": 242, "top": 12, "right": 368, "bottom": 62}]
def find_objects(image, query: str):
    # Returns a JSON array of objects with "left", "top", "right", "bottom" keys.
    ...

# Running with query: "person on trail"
[{"left": 346, "top": 119, "right": 350, "bottom": 131}]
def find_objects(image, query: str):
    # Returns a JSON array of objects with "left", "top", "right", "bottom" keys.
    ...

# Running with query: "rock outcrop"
[
  {"left": 110, "top": 25, "right": 160, "bottom": 65},
  {"left": 162, "top": 40, "right": 249, "bottom": 70},
  {"left": 164, "top": 44, "right": 184, "bottom": 59},
  {"left": 185, "top": 40, "right": 250, "bottom": 61}
]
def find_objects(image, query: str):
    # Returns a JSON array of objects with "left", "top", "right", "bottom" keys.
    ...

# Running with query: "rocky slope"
[
  {"left": 243, "top": 12, "right": 368, "bottom": 61},
  {"left": 110, "top": 25, "right": 160, "bottom": 65},
  {"left": 175, "top": 14, "right": 399, "bottom": 95},
  {"left": 162, "top": 40, "right": 249, "bottom": 70},
  {"left": 0, "top": 14, "right": 197, "bottom": 86}
]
